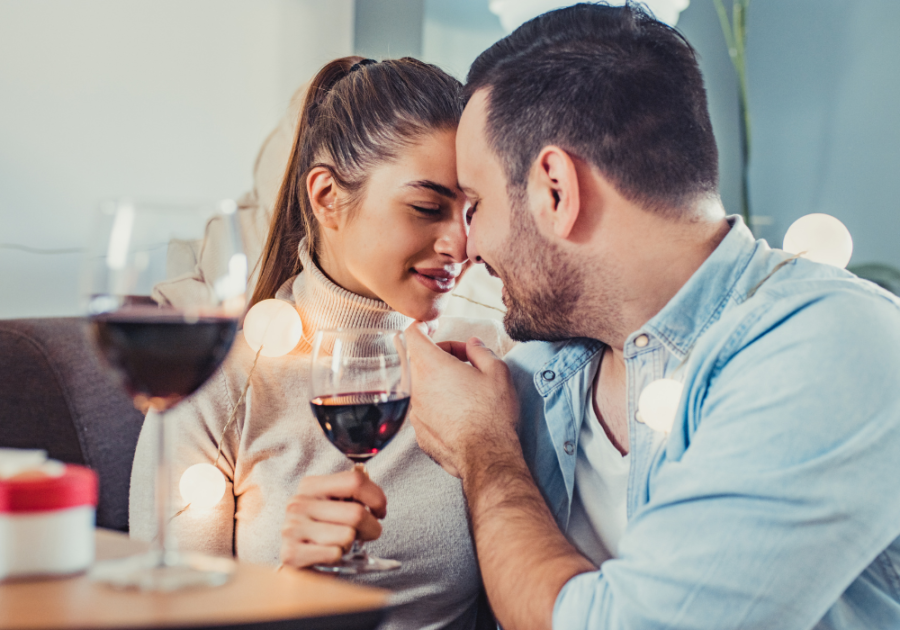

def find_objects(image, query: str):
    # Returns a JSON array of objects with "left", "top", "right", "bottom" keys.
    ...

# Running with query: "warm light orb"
[
  {"left": 637, "top": 379, "right": 684, "bottom": 434},
  {"left": 783, "top": 213, "right": 853, "bottom": 269},
  {"left": 179, "top": 463, "right": 226, "bottom": 510},
  {"left": 243, "top": 299, "right": 303, "bottom": 357}
]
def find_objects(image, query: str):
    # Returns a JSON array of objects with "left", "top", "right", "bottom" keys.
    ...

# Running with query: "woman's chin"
[{"left": 394, "top": 296, "right": 448, "bottom": 323}]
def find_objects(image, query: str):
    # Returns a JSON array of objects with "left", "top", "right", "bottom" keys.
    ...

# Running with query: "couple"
[{"left": 134, "top": 3, "right": 900, "bottom": 630}]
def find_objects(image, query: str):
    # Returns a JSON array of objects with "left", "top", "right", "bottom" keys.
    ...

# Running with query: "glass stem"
[
  {"left": 348, "top": 462, "right": 369, "bottom": 558},
  {"left": 153, "top": 409, "right": 175, "bottom": 567}
]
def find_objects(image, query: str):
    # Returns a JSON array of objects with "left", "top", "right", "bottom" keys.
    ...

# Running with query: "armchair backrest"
[{"left": 0, "top": 318, "right": 143, "bottom": 531}]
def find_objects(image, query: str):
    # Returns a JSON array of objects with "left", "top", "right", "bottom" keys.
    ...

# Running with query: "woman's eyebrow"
[{"left": 404, "top": 180, "right": 459, "bottom": 200}]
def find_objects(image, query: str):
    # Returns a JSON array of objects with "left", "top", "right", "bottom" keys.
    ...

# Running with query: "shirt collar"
[{"left": 640, "top": 215, "right": 761, "bottom": 361}]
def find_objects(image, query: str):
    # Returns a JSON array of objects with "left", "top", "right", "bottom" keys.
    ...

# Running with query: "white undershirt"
[{"left": 566, "top": 383, "right": 631, "bottom": 567}]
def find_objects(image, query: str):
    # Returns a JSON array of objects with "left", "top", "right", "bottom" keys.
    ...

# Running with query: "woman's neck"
[{"left": 276, "top": 240, "right": 412, "bottom": 351}]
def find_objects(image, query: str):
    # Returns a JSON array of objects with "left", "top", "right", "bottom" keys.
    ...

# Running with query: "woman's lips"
[{"left": 412, "top": 268, "right": 459, "bottom": 294}]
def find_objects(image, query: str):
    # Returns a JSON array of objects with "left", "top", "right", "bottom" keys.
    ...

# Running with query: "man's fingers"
[
  {"left": 465, "top": 337, "right": 502, "bottom": 374},
  {"left": 407, "top": 322, "right": 463, "bottom": 366},
  {"left": 436, "top": 340, "right": 470, "bottom": 362}
]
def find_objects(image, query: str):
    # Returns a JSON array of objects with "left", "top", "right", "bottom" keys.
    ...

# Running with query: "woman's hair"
[{"left": 250, "top": 56, "right": 464, "bottom": 307}]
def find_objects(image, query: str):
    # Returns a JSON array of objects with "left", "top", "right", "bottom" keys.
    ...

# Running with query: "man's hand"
[
  {"left": 407, "top": 323, "right": 593, "bottom": 630},
  {"left": 280, "top": 467, "right": 386, "bottom": 568},
  {"left": 406, "top": 323, "right": 520, "bottom": 479}
]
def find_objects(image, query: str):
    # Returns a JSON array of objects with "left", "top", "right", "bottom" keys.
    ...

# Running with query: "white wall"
[{"left": 0, "top": 0, "right": 353, "bottom": 319}]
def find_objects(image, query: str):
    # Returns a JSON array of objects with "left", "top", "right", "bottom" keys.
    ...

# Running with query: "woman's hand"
[{"left": 280, "top": 466, "right": 387, "bottom": 568}]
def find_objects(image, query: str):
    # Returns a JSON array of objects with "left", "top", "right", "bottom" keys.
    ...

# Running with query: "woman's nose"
[{"left": 434, "top": 214, "right": 468, "bottom": 263}]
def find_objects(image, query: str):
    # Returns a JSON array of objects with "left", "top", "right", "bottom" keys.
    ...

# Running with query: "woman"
[{"left": 130, "top": 56, "right": 513, "bottom": 630}]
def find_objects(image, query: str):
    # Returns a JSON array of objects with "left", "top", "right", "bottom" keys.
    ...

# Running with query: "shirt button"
[
  {"left": 634, "top": 334, "right": 649, "bottom": 348},
  {"left": 542, "top": 370, "right": 556, "bottom": 381},
  {"left": 564, "top": 441, "right": 575, "bottom": 455}
]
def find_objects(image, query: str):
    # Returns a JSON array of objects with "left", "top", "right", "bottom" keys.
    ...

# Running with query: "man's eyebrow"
[{"left": 404, "top": 180, "right": 459, "bottom": 200}]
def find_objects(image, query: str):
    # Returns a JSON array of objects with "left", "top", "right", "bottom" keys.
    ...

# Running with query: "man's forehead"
[
  {"left": 457, "top": 90, "right": 493, "bottom": 191},
  {"left": 459, "top": 90, "right": 490, "bottom": 139}
]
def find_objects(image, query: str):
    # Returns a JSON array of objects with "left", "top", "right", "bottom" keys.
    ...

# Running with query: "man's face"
[{"left": 457, "top": 91, "right": 584, "bottom": 342}]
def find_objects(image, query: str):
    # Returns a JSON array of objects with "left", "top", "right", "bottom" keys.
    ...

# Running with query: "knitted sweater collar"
[{"left": 274, "top": 239, "right": 413, "bottom": 347}]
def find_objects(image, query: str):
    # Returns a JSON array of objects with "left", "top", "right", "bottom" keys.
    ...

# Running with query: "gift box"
[{"left": 0, "top": 450, "right": 98, "bottom": 580}]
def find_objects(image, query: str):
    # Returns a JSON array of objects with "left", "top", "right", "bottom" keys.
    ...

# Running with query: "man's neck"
[{"left": 581, "top": 199, "right": 730, "bottom": 351}]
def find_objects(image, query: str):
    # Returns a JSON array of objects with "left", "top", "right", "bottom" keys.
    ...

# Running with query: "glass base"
[
  {"left": 313, "top": 549, "right": 400, "bottom": 575},
  {"left": 89, "top": 550, "right": 235, "bottom": 592}
]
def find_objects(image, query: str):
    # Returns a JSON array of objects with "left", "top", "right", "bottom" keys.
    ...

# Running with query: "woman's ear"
[
  {"left": 307, "top": 166, "right": 340, "bottom": 230},
  {"left": 530, "top": 146, "right": 581, "bottom": 240}
]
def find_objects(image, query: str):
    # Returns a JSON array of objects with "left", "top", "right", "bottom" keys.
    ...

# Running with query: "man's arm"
[
  {"left": 408, "top": 330, "right": 593, "bottom": 629},
  {"left": 465, "top": 434, "right": 594, "bottom": 629},
  {"left": 408, "top": 288, "right": 900, "bottom": 630}
]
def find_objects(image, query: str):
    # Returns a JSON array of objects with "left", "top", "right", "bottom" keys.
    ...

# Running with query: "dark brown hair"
[
  {"left": 465, "top": 2, "right": 719, "bottom": 215},
  {"left": 250, "top": 56, "right": 463, "bottom": 307}
]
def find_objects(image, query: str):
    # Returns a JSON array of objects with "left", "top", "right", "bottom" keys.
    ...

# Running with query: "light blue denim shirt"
[{"left": 505, "top": 217, "right": 900, "bottom": 630}]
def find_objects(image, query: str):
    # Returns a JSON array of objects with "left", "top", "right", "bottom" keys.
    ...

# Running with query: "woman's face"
[{"left": 315, "top": 128, "right": 469, "bottom": 322}]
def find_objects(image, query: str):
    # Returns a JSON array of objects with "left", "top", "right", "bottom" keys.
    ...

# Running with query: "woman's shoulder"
[{"left": 433, "top": 316, "right": 517, "bottom": 357}]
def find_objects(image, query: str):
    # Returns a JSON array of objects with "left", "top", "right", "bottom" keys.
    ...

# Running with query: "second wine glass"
[
  {"left": 84, "top": 199, "right": 246, "bottom": 591},
  {"left": 309, "top": 328, "right": 411, "bottom": 574}
]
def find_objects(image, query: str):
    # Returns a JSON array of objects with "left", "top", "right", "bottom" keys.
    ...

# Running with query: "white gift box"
[{"left": 0, "top": 451, "right": 97, "bottom": 580}]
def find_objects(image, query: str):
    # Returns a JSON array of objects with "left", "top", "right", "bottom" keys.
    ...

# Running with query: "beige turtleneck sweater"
[{"left": 129, "top": 245, "right": 514, "bottom": 630}]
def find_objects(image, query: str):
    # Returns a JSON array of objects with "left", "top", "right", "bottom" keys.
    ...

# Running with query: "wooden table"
[{"left": 0, "top": 530, "right": 390, "bottom": 630}]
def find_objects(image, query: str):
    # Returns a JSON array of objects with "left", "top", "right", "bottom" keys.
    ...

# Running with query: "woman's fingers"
[
  {"left": 280, "top": 498, "right": 384, "bottom": 570},
  {"left": 285, "top": 496, "right": 383, "bottom": 542},
  {"left": 294, "top": 468, "right": 387, "bottom": 519},
  {"left": 280, "top": 538, "right": 343, "bottom": 569}
]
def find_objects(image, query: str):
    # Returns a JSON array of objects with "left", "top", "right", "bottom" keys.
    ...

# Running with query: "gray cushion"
[{"left": 0, "top": 317, "right": 143, "bottom": 531}]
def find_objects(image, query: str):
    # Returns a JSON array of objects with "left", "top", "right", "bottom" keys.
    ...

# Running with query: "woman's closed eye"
[{"left": 411, "top": 204, "right": 443, "bottom": 217}]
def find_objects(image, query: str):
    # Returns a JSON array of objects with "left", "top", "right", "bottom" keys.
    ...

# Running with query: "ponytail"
[{"left": 250, "top": 55, "right": 463, "bottom": 308}]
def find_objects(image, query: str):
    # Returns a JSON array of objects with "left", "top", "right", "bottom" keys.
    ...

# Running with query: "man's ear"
[
  {"left": 307, "top": 166, "right": 340, "bottom": 229},
  {"left": 530, "top": 146, "right": 581, "bottom": 240}
]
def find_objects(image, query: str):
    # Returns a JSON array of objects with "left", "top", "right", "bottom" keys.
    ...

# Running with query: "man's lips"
[{"left": 412, "top": 267, "right": 460, "bottom": 294}]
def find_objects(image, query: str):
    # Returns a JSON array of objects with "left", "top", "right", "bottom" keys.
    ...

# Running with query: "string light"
[
  {"left": 179, "top": 463, "right": 226, "bottom": 510},
  {"left": 634, "top": 217, "right": 855, "bottom": 436},
  {"left": 177, "top": 299, "right": 303, "bottom": 513},
  {"left": 243, "top": 299, "right": 304, "bottom": 357},
  {"left": 637, "top": 378, "right": 684, "bottom": 434},
  {"left": 783, "top": 213, "right": 853, "bottom": 269}
]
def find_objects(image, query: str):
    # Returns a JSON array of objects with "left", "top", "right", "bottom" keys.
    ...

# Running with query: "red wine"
[
  {"left": 91, "top": 313, "right": 238, "bottom": 402},
  {"left": 310, "top": 393, "right": 410, "bottom": 461}
]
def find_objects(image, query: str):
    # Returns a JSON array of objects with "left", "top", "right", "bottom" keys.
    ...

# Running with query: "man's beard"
[{"left": 490, "top": 198, "right": 586, "bottom": 343}]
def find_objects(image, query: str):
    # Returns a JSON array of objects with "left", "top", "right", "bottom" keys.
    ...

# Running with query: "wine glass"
[
  {"left": 309, "top": 328, "right": 411, "bottom": 574},
  {"left": 83, "top": 199, "right": 246, "bottom": 591}
]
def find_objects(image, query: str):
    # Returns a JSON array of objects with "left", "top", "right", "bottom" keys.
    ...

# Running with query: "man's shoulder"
[
  {"left": 734, "top": 266, "right": 900, "bottom": 344},
  {"left": 700, "top": 266, "right": 900, "bottom": 383}
]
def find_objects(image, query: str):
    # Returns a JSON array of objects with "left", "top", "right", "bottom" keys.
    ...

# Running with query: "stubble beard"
[
  {"left": 492, "top": 196, "right": 583, "bottom": 343},
  {"left": 491, "top": 194, "right": 623, "bottom": 344}
]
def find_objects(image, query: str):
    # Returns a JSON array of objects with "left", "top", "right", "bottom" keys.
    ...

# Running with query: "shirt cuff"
[{"left": 553, "top": 569, "right": 604, "bottom": 630}]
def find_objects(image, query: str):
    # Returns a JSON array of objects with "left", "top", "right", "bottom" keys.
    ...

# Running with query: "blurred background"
[{"left": 2, "top": 0, "right": 899, "bottom": 319}]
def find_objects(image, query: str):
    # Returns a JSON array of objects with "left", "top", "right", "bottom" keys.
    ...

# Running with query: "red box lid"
[{"left": 0, "top": 465, "right": 98, "bottom": 513}]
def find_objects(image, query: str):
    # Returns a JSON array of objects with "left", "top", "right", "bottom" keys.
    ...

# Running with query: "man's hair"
[{"left": 465, "top": 2, "right": 719, "bottom": 214}]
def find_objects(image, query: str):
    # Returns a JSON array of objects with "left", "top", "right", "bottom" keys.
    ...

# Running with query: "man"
[{"left": 406, "top": 3, "right": 900, "bottom": 629}]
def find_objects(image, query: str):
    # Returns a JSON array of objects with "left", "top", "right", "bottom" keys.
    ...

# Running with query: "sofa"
[{"left": 0, "top": 317, "right": 144, "bottom": 531}]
